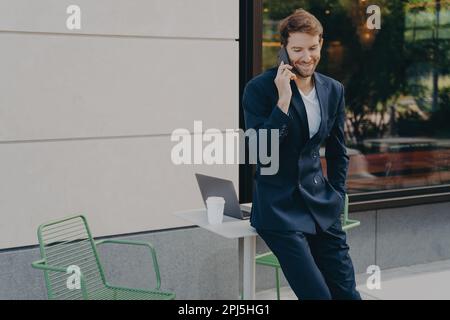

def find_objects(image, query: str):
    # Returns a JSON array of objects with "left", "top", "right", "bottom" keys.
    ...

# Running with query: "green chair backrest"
[{"left": 37, "top": 215, "right": 106, "bottom": 299}]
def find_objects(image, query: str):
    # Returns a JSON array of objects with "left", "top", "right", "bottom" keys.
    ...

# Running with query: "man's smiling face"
[{"left": 286, "top": 32, "right": 323, "bottom": 78}]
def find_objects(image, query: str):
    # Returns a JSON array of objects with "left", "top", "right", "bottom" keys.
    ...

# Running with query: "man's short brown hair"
[{"left": 278, "top": 9, "right": 323, "bottom": 46}]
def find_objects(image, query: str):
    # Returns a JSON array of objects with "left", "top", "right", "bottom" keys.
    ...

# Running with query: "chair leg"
[{"left": 275, "top": 267, "right": 280, "bottom": 300}]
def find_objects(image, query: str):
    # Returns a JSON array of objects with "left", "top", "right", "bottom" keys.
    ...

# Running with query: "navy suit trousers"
[{"left": 257, "top": 218, "right": 361, "bottom": 300}]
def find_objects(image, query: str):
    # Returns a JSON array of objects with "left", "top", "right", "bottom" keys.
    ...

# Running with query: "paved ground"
[{"left": 255, "top": 259, "right": 450, "bottom": 300}]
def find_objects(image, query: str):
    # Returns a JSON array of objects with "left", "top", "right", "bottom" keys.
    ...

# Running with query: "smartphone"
[{"left": 277, "top": 46, "right": 291, "bottom": 66}]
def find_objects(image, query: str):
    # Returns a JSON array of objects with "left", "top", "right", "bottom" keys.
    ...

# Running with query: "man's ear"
[{"left": 319, "top": 38, "right": 324, "bottom": 48}]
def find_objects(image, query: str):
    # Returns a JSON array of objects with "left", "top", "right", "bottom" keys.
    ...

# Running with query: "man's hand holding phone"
[{"left": 275, "top": 61, "right": 297, "bottom": 114}]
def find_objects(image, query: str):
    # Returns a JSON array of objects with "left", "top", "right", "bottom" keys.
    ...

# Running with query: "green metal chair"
[
  {"left": 255, "top": 193, "right": 360, "bottom": 300},
  {"left": 31, "top": 215, "right": 175, "bottom": 300}
]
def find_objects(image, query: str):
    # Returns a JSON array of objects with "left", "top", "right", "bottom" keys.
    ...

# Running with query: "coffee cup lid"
[{"left": 206, "top": 196, "right": 225, "bottom": 203}]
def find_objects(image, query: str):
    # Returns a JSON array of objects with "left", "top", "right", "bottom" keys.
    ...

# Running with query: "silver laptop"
[{"left": 195, "top": 173, "right": 251, "bottom": 220}]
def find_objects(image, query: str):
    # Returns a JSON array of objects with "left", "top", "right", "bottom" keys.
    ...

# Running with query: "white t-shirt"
[{"left": 299, "top": 87, "right": 321, "bottom": 138}]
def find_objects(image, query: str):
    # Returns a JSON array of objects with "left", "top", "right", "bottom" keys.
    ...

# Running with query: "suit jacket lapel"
[
  {"left": 288, "top": 73, "right": 329, "bottom": 147},
  {"left": 311, "top": 72, "right": 327, "bottom": 144},
  {"left": 289, "top": 80, "right": 310, "bottom": 144}
]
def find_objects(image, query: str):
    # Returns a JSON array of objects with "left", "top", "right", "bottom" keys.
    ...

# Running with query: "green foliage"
[{"left": 429, "top": 87, "right": 450, "bottom": 137}]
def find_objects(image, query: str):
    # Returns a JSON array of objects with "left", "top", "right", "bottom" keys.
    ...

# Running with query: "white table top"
[{"left": 174, "top": 203, "right": 256, "bottom": 239}]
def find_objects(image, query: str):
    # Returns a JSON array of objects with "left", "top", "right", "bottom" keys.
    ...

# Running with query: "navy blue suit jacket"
[{"left": 243, "top": 67, "right": 349, "bottom": 234}]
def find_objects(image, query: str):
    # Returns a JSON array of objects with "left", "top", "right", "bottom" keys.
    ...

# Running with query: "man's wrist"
[{"left": 277, "top": 101, "right": 290, "bottom": 114}]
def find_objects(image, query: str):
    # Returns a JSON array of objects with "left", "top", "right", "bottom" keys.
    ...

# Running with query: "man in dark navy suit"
[{"left": 243, "top": 9, "right": 361, "bottom": 300}]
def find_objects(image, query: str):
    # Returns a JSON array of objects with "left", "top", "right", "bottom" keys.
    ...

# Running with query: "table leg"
[{"left": 240, "top": 235, "right": 256, "bottom": 300}]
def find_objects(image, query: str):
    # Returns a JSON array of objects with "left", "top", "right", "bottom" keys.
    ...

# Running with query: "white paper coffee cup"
[{"left": 206, "top": 196, "right": 225, "bottom": 225}]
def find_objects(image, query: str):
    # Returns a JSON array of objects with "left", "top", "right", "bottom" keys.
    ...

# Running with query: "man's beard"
[{"left": 292, "top": 60, "right": 319, "bottom": 78}]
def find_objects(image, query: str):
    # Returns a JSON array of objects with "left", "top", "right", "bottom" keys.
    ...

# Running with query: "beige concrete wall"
[{"left": 0, "top": 0, "right": 240, "bottom": 249}]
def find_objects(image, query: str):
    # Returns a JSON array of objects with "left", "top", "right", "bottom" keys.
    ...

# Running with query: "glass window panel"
[{"left": 261, "top": 0, "right": 450, "bottom": 194}]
